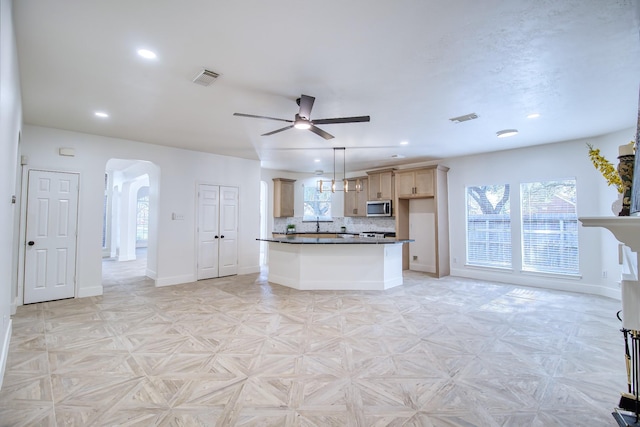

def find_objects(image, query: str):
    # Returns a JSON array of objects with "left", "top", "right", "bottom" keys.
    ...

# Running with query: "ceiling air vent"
[
  {"left": 449, "top": 113, "right": 478, "bottom": 123},
  {"left": 192, "top": 69, "right": 220, "bottom": 86}
]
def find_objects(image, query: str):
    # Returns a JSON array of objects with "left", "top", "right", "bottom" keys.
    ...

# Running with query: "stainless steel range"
[{"left": 359, "top": 231, "right": 395, "bottom": 239}]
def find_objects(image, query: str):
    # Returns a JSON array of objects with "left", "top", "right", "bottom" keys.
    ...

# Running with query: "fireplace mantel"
[{"left": 579, "top": 216, "right": 640, "bottom": 253}]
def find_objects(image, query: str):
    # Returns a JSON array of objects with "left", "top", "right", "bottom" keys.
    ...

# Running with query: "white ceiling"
[{"left": 13, "top": 0, "right": 640, "bottom": 173}]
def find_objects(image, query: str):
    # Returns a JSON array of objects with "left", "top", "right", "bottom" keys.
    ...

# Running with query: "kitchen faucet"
[{"left": 316, "top": 217, "right": 320, "bottom": 232}]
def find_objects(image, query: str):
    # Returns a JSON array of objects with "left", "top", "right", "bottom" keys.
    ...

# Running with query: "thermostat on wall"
[{"left": 59, "top": 147, "right": 75, "bottom": 157}]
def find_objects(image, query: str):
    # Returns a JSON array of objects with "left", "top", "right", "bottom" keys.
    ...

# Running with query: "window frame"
[
  {"left": 302, "top": 183, "right": 333, "bottom": 222},
  {"left": 520, "top": 178, "right": 579, "bottom": 276},
  {"left": 465, "top": 184, "right": 512, "bottom": 269}
]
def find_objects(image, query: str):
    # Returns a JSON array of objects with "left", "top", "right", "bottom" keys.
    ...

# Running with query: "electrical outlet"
[
  {"left": 602, "top": 270, "right": 608, "bottom": 279},
  {"left": 453, "top": 257, "right": 457, "bottom": 264},
  {"left": 412, "top": 255, "right": 418, "bottom": 261}
]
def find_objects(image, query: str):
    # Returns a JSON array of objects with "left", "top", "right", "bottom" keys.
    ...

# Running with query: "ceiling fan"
[{"left": 233, "top": 94, "right": 370, "bottom": 140}]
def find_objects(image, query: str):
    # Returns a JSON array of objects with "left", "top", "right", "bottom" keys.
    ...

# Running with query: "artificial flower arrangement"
[{"left": 586, "top": 143, "right": 625, "bottom": 193}]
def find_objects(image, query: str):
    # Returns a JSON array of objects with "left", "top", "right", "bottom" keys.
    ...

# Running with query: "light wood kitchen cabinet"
[
  {"left": 396, "top": 168, "right": 434, "bottom": 198},
  {"left": 367, "top": 169, "right": 394, "bottom": 200},
  {"left": 395, "top": 165, "right": 450, "bottom": 278},
  {"left": 344, "top": 177, "right": 368, "bottom": 217},
  {"left": 273, "top": 178, "right": 296, "bottom": 217}
]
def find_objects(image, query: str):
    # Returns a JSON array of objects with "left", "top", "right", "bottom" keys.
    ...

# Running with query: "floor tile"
[{"left": 0, "top": 251, "right": 625, "bottom": 426}]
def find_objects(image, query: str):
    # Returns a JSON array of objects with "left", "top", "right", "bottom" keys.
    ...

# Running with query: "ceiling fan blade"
[
  {"left": 233, "top": 113, "right": 293, "bottom": 123},
  {"left": 262, "top": 125, "right": 294, "bottom": 136},
  {"left": 298, "top": 94, "right": 315, "bottom": 120},
  {"left": 312, "top": 116, "right": 370, "bottom": 125},
  {"left": 308, "top": 125, "right": 334, "bottom": 140}
]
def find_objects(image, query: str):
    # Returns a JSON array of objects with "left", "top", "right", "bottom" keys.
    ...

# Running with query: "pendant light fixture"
[{"left": 317, "top": 148, "right": 359, "bottom": 194}]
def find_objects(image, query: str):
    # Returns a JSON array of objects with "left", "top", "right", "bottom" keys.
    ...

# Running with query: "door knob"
[
  {"left": 220, "top": 235, "right": 225, "bottom": 239},
  {"left": 214, "top": 235, "right": 219, "bottom": 239},
  {"left": 28, "top": 241, "right": 35, "bottom": 246}
]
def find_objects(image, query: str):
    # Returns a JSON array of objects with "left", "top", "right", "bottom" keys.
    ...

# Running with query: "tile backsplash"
[{"left": 273, "top": 217, "right": 395, "bottom": 234}]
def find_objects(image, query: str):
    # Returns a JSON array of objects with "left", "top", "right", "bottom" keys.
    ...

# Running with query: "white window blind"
[
  {"left": 521, "top": 179, "right": 578, "bottom": 275},
  {"left": 303, "top": 184, "right": 332, "bottom": 221},
  {"left": 136, "top": 186, "right": 149, "bottom": 242},
  {"left": 466, "top": 185, "right": 512, "bottom": 268}
]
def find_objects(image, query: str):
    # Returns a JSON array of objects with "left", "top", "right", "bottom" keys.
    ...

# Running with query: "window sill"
[
  {"left": 464, "top": 264, "right": 514, "bottom": 273},
  {"left": 520, "top": 270, "right": 582, "bottom": 280}
]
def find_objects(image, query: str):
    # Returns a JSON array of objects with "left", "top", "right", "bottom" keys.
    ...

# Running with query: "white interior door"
[
  {"left": 24, "top": 170, "right": 79, "bottom": 304},
  {"left": 197, "top": 185, "right": 220, "bottom": 280},
  {"left": 218, "top": 186, "right": 238, "bottom": 277}
]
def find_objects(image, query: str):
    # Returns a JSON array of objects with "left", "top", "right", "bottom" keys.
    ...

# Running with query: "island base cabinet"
[{"left": 266, "top": 242, "right": 403, "bottom": 290}]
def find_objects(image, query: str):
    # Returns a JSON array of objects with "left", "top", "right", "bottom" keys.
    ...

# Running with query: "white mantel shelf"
[{"left": 579, "top": 216, "right": 640, "bottom": 253}]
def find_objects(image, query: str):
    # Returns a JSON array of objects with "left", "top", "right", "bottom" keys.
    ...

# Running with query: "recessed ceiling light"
[
  {"left": 497, "top": 129, "right": 518, "bottom": 138},
  {"left": 314, "top": 159, "right": 320, "bottom": 163},
  {"left": 94, "top": 111, "right": 109, "bottom": 118},
  {"left": 400, "top": 141, "right": 409, "bottom": 145},
  {"left": 527, "top": 113, "right": 540, "bottom": 119},
  {"left": 137, "top": 49, "right": 157, "bottom": 59}
]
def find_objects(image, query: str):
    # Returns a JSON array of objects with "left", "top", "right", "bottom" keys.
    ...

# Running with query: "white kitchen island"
[{"left": 259, "top": 236, "right": 413, "bottom": 291}]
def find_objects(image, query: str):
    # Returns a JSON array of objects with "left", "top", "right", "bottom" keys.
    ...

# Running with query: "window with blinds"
[
  {"left": 466, "top": 185, "right": 512, "bottom": 268},
  {"left": 136, "top": 186, "right": 149, "bottom": 243},
  {"left": 521, "top": 179, "right": 578, "bottom": 275},
  {"left": 303, "top": 184, "right": 332, "bottom": 221}
]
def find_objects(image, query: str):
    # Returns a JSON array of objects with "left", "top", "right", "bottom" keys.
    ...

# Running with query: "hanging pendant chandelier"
[{"left": 317, "top": 148, "right": 360, "bottom": 193}]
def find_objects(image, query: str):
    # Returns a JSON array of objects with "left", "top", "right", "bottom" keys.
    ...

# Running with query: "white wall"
[
  {"left": 18, "top": 125, "right": 261, "bottom": 298},
  {"left": 0, "top": 0, "right": 22, "bottom": 389},
  {"left": 442, "top": 128, "right": 636, "bottom": 299}
]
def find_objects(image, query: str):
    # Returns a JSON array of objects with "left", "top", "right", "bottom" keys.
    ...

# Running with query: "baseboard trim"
[
  {"left": 0, "top": 319, "right": 12, "bottom": 390},
  {"left": 450, "top": 267, "right": 621, "bottom": 300},
  {"left": 155, "top": 274, "right": 195, "bottom": 287},
  {"left": 409, "top": 262, "right": 436, "bottom": 274},
  {"left": 77, "top": 285, "right": 103, "bottom": 298},
  {"left": 238, "top": 266, "right": 260, "bottom": 275}
]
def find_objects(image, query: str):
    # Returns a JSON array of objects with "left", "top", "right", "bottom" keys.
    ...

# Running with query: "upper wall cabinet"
[
  {"left": 344, "top": 177, "right": 368, "bottom": 217},
  {"left": 273, "top": 178, "right": 296, "bottom": 217},
  {"left": 396, "top": 168, "right": 434, "bottom": 198},
  {"left": 367, "top": 169, "right": 395, "bottom": 200}
]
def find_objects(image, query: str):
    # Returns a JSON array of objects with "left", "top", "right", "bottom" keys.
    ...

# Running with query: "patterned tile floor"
[{"left": 0, "top": 254, "right": 626, "bottom": 426}]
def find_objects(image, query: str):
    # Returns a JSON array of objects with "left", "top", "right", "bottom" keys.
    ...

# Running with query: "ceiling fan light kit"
[
  {"left": 293, "top": 114, "right": 311, "bottom": 130},
  {"left": 234, "top": 94, "right": 370, "bottom": 140}
]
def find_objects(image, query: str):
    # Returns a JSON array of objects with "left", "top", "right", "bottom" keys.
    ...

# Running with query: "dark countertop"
[
  {"left": 274, "top": 231, "right": 357, "bottom": 235},
  {"left": 258, "top": 236, "right": 412, "bottom": 245},
  {"left": 273, "top": 231, "right": 397, "bottom": 237}
]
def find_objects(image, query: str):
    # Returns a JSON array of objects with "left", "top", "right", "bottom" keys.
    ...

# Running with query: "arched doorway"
[{"left": 102, "top": 159, "right": 159, "bottom": 285}]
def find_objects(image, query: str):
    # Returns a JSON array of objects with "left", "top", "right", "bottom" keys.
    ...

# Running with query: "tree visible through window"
[
  {"left": 303, "top": 184, "right": 332, "bottom": 221},
  {"left": 521, "top": 179, "right": 578, "bottom": 275},
  {"left": 466, "top": 185, "right": 511, "bottom": 268}
]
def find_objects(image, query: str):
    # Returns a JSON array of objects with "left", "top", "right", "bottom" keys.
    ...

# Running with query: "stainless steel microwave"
[{"left": 366, "top": 200, "right": 392, "bottom": 217}]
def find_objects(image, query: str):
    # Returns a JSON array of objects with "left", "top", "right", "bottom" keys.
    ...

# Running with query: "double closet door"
[{"left": 197, "top": 184, "right": 238, "bottom": 279}]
